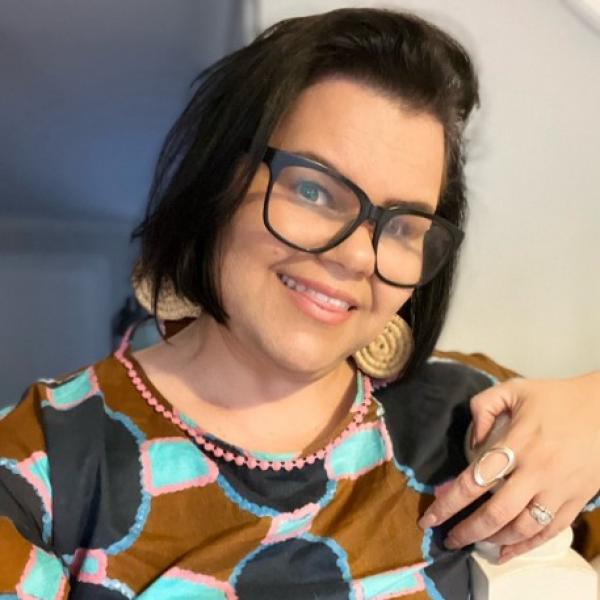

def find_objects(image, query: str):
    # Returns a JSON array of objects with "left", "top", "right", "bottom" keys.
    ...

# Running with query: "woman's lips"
[{"left": 278, "top": 273, "right": 357, "bottom": 325}]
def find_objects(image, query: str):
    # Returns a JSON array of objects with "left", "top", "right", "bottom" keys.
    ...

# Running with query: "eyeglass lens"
[{"left": 266, "top": 164, "right": 453, "bottom": 286}]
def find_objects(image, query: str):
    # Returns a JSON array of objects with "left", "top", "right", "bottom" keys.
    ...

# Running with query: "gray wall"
[
  {"left": 0, "top": 1, "right": 247, "bottom": 405},
  {"left": 1, "top": 0, "right": 246, "bottom": 221}
]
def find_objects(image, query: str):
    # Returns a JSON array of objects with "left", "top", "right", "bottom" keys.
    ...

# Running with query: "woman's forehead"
[{"left": 269, "top": 78, "right": 445, "bottom": 211}]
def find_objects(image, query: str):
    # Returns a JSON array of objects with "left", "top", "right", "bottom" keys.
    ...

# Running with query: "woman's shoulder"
[
  {"left": 0, "top": 353, "right": 150, "bottom": 556},
  {"left": 0, "top": 355, "right": 110, "bottom": 457},
  {"left": 0, "top": 351, "right": 139, "bottom": 475},
  {"left": 1, "top": 353, "right": 133, "bottom": 430},
  {"left": 377, "top": 350, "right": 516, "bottom": 408},
  {"left": 1, "top": 352, "right": 149, "bottom": 474}
]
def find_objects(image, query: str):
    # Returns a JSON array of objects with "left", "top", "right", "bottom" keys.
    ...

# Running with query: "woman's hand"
[{"left": 417, "top": 372, "right": 600, "bottom": 562}]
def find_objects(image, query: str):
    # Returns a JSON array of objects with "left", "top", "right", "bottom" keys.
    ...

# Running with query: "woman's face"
[{"left": 217, "top": 78, "right": 445, "bottom": 377}]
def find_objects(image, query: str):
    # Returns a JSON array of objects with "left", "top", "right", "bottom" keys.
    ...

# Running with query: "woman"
[{"left": 0, "top": 8, "right": 598, "bottom": 599}]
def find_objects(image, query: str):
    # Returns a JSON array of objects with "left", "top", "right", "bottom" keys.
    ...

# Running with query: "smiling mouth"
[{"left": 278, "top": 274, "right": 357, "bottom": 312}]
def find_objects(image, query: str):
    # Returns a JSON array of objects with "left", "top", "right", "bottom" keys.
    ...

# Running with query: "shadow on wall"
[{"left": 0, "top": 218, "right": 136, "bottom": 406}]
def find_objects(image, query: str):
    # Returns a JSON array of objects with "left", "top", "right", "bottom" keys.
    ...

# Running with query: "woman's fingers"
[
  {"left": 469, "top": 382, "right": 519, "bottom": 448},
  {"left": 497, "top": 500, "right": 582, "bottom": 562},
  {"left": 419, "top": 423, "right": 528, "bottom": 530},
  {"left": 417, "top": 466, "right": 483, "bottom": 529},
  {"left": 442, "top": 471, "right": 536, "bottom": 549},
  {"left": 419, "top": 450, "right": 513, "bottom": 530},
  {"left": 418, "top": 383, "right": 524, "bottom": 530},
  {"left": 419, "top": 454, "right": 506, "bottom": 529},
  {"left": 419, "top": 372, "right": 600, "bottom": 554},
  {"left": 477, "top": 493, "right": 560, "bottom": 546}
]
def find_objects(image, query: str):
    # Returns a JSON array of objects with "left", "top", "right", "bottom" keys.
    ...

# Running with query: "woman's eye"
[
  {"left": 295, "top": 181, "right": 329, "bottom": 204},
  {"left": 386, "top": 218, "right": 427, "bottom": 240},
  {"left": 389, "top": 222, "right": 410, "bottom": 237}
]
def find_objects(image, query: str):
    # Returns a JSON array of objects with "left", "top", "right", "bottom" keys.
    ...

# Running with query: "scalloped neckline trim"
[{"left": 114, "top": 333, "right": 374, "bottom": 472}]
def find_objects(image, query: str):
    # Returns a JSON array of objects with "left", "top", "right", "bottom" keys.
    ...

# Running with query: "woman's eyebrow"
[
  {"left": 293, "top": 148, "right": 436, "bottom": 214},
  {"left": 380, "top": 198, "right": 435, "bottom": 213},
  {"left": 292, "top": 148, "right": 345, "bottom": 173}
]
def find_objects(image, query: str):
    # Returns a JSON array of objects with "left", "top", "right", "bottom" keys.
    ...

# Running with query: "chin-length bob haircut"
[{"left": 132, "top": 8, "right": 479, "bottom": 378}]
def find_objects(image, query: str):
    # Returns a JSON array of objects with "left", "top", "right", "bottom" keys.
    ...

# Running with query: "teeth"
[{"left": 280, "top": 275, "right": 351, "bottom": 310}]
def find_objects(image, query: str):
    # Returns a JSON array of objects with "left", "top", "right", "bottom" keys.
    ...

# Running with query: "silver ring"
[
  {"left": 473, "top": 446, "right": 516, "bottom": 487},
  {"left": 529, "top": 502, "right": 555, "bottom": 526}
]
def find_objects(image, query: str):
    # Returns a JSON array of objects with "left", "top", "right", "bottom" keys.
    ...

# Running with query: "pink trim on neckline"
[{"left": 114, "top": 326, "right": 374, "bottom": 472}]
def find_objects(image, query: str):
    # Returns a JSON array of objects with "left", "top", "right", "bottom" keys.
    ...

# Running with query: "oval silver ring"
[{"left": 473, "top": 446, "right": 516, "bottom": 487}]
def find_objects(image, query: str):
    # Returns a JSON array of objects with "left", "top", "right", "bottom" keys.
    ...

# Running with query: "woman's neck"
[{"left": 132, "top": 318, "right": 357, "bottom": 453}]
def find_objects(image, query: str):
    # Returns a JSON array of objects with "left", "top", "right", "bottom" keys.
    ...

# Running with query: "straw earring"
[
  {"left": 352, "top": 314, "right": 413, "bottom": 380},
  {"left": 131, "top": 268, "right": 202, "bottom": 321}
]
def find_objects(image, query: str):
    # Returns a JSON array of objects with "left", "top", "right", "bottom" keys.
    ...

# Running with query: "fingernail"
[
  {"left": 444, "top": 536, "right": 461, "bottom": 549},
  {"left": 498, "top": 552, "right": 514, "bottom": 564},
  {"left": 418, "top": 513, "right": 438, "bottom": 529},
  {"left": 470, "top": 430, "right": 478, "bottom": 449}
]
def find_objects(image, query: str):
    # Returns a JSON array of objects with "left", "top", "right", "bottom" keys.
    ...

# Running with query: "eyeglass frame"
[{"left": 261, "top": 146, "right": 464, "bottom": 288}]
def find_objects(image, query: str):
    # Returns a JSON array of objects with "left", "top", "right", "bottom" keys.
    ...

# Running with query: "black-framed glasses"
[{"left": 261, "top": 146, "right": 464, "bottom": 288}]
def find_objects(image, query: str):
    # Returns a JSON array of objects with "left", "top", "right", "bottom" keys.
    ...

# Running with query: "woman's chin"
[{"left": 260, "top": 336, "right": 353, "bottom": 379}]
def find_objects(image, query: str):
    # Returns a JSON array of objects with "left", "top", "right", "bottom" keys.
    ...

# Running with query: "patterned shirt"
[{"left": 1, "top": 335, "right": 598, "bottom": 599}]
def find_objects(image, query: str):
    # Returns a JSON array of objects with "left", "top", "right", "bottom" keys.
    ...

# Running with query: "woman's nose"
[{"left": 317, "top": 223, "right": 376, "bottom": 280}]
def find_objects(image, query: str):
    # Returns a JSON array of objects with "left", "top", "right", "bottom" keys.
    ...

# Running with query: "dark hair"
[{"left": 132, "top": 8, "right": 479, "bottom": 378}]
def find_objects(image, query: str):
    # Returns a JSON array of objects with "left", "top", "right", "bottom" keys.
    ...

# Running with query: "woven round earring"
[
  {"left": 352, "top": 314, "right": 413, "bottom": 380},
  {"left": 131, "top": 267, "right": 202, "bottom": 321}
]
